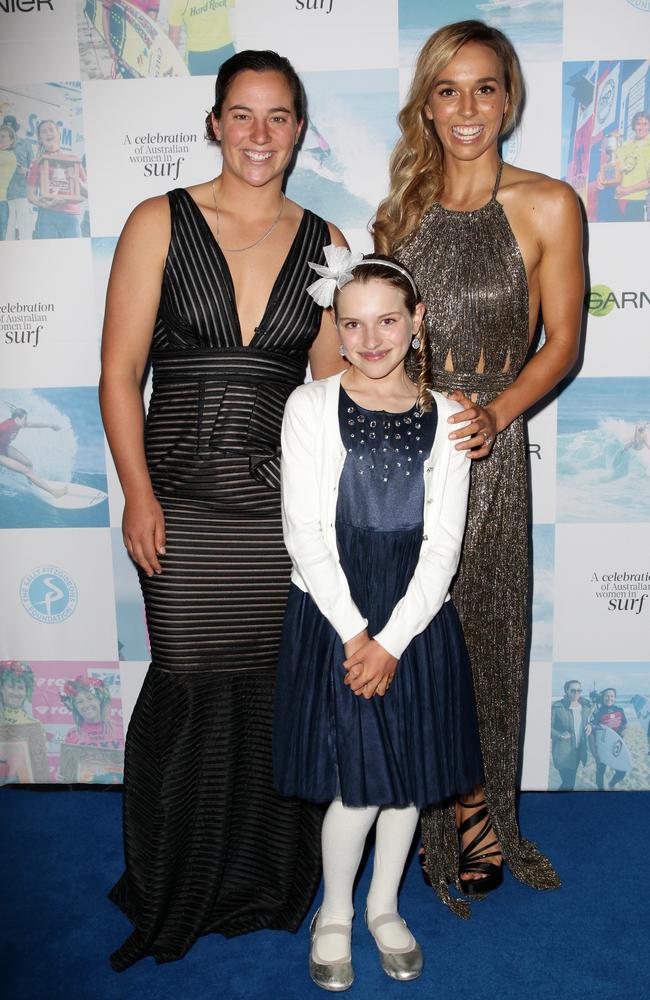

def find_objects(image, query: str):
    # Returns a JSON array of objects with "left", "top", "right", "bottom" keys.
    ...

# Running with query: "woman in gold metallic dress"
[{"left": 374, "top": 20, "right": 584, "bottom": 913}]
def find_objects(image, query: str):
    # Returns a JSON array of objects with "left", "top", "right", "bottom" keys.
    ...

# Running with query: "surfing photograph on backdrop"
[
  {"left": 286, "top": 68, "right": 398, "bottom": 231},
  {"left": 562, "top": 58, "right": 650, "bottom": 222},
  {"left": 0, "top": 387, "right": 109, "bottom": 530},
  {"left": 0, "top": 82, "right": 88, "bottom": 242},
  {"left": 77, "top": 0, "right": 237, "bottom": 80},
  {"left": 398, "top": 0, "right": 564, "bottom": 68},
  {"left": 0, "top": 661, "right": 124, "bottom": 785},
  {"left": 549, "top": 662, "right": 650, "bottom": 791},
  {"left": 556, "top": 376, "right": 650, "bottom": 523}
]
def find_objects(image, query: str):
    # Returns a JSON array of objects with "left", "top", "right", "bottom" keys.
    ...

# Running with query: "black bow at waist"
[{"left": 150, "top": 348, "right": 307, "bottom": 490}]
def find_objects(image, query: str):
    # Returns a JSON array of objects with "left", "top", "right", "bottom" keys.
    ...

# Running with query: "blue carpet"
[{"left": 1, "top": 790, "right": 647, "bottom": 1000}]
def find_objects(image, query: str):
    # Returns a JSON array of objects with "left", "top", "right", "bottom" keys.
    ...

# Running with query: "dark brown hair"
[{"left": 205, "top": 50, "right": 305, "bottom": 142}]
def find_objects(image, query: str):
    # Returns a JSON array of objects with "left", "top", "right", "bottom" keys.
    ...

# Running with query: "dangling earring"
[
  {"left": 411, "top": 335, "right": 421, "bottom": 350},
  {"left": 338, "top": 344, "right": 346, "bottom": 357}
]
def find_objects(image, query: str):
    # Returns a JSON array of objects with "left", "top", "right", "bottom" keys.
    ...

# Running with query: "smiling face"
[
  {"left": 74, "top": 688, "right": 101, "bottom": 723},
  {"left": 335, "top": 278, "right": 424, "bottom": 382},
  {"left": 633, "top": 114, "right": 650, "bottom": 140},
  {"left": 211, "top": 69, "right": 302, "bottom": 188},
  {"left": 38, "top": 121, "right": 60, "bottom": 153},
  {"left": 602, "top": 689, "right": 616, "bottom": 707},
  {"left": 567, "top": 683, "right": 582, "bottom": 703},
  {"left": 1, "top": 676, "right": 27, "bottom": 709},
  {"left": 424, "top": 41, "right": 509, "bottom": 162}
]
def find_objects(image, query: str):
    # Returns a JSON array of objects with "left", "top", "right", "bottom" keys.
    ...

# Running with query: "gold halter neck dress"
[{"left": 398, "top": 161, "right": 561, "bottom": 915}]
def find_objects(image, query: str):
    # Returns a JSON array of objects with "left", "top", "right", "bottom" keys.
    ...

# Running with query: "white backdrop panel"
[
  {"left": 554, "top": 522, "right": 650, "bottom": 662},
  {"left": 0, "top": 240, "right": 98, "bottom": 388},
  {"left": 1, "top": 528, "right": 117, "bottom": 661},
  {"left": 564, "top": 0, "right": 650, "bottom": 60},
  {"left": 0, "top": 3, "right": 81, "bottom": 84},
  {"left": 236, "top": 0, "right": 399, "bottom": 72},
  {"left": 83, "top": 76, "right": 220, "bottom": 238}
]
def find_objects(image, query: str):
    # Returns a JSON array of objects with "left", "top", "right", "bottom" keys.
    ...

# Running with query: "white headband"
[{"left": 306, "top": 244, "right": 418, "bottom": 308}]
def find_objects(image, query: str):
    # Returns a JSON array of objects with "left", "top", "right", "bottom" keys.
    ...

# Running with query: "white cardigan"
[{"left": 280, "top": 370, "right": 470, "bottom": 660}]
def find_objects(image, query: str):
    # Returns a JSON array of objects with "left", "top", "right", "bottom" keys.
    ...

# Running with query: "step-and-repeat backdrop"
[{"left": 0, "top": 0, "right": 648, "bottom": 791}]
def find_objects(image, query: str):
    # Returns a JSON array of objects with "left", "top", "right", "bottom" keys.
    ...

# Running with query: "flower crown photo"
[
  {"left": 306, "top": 244, "right": 418, "bottom": 309},
  {"left": 0, "top": 660, "right": 33, "bottom": 679},
  {"left": 62, "top": 676, "right": 108, "bottom": 699}
]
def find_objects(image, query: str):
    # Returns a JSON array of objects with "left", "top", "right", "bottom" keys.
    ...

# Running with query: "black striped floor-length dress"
[{"left": 109, "top": 189, "right": 329, "bottom": 971}]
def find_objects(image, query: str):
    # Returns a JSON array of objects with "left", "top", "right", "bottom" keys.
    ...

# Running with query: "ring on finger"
[{"left": 482, "top": 430, "right": 493, "bottom": 446}]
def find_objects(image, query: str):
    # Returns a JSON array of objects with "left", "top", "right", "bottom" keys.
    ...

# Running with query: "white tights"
[{"left": 315, "top": 799, "right": 419, "bottom": 961}]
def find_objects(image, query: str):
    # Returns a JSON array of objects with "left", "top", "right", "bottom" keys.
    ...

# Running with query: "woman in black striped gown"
[{"left": 99, "top": 51, "right": 346, "bottom": 970}]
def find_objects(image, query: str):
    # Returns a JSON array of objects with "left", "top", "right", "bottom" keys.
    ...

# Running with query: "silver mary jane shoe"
[
  {"left": 309, "top": 907, "right": 354, "bottom": 992},
  {"left": 365, "top": 911, "right": 424, "bottom": 982}
]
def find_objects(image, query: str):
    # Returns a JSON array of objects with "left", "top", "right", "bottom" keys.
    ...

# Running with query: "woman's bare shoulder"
[
  {"left": 501, "top": 164, "right": 578, "bottom": 210},
  {"left": 121, "top": 194, "right": 171, "bottom": 237},
  {"left": 113, "top": 195, "right": 171, "bottom": 272},
  {"left": 500, "top": 164, "right": 581, "bottom": 243}
]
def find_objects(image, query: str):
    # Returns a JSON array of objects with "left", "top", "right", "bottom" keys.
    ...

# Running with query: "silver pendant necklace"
[{"left": 211, "top": 179, "right": 285, "bottom": 253}]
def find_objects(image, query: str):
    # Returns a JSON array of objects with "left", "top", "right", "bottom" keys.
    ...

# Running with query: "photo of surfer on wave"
[
  {"left": 556, "top": 377, "right": 650, "bottom": 523},
  {"left": 0, "top": 404, "right": 65, "bottom": 498},
  {"left": 0, "top": 388, "right": 109, "bottom": 530},
  {"left": 286, "top": 67, "right": 398, "bottom": 230},
  {"left": 624, "top": 422, "right": 650, "bottom": 452}
]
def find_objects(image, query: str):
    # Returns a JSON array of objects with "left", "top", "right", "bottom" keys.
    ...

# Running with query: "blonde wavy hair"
[{"left": 374, "top": 20, "right": 525, "bottom": 254}]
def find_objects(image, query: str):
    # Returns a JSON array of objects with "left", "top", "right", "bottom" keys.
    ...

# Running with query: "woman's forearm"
[
  {"left": 488, "top": 333, "right": 580, "bottom": 432},
  {"left": 98, "top": 371, "right": 154, "bottom": 500}
]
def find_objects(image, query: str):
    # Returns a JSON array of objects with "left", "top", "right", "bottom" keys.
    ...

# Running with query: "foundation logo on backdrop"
[
  {"left": 591, "top": 570, "right": 650, "bottom": 615},
  {"left": 586, "top": 285, "right": 650, "bottom": 317},
  {"left": 625, "top": 1, "right": 650, "bottom": 10},
  {"left": 20, "top": 566, "right": 78, "bottom": 624},
  {"left": 0, "top": 300, "right": 54, "bottom": 350}
]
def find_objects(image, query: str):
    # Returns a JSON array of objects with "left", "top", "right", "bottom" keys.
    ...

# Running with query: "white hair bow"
[{"left": 306, "top": 244, "right": 364, "bottom": 308}]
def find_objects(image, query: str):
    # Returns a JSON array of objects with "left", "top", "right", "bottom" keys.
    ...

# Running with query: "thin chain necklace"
[{"left": 211, "top": 179, "right": 285, "bottom": 253}]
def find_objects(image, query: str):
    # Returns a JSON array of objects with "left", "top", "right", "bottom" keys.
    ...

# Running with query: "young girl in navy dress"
[{"left": 274, "top": 250, "right": 484, "bottom": 990}]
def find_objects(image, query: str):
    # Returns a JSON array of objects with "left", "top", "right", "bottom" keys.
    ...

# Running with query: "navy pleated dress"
[{"left": 273, "top": 388, "right": 484, "bottom": 809}]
